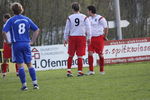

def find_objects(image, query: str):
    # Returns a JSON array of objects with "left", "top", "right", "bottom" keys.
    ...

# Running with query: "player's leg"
[
  {"left": 67, "top": 55, "right": 74, "bottom": 77},
  {"left": 1, "top": 43, "right": 11, "bottom": 78},
  {"left": 66, "top": 36, "right": 76, "bottom": 77},
  {"left": 23, "top": 43, "right": 39, "bottom": 89},
  {"left": 76, "top": 36, "right": 86, "bottom": 76},
  {"left": 88, "top": 51, "right": 94, "bottom": 71},
  {"left": 98, "top": 53, "right": 105, "bottom": 75},
  {"left": 86, "top": 37, "right": 95, "bottom": 75},
  {"left": 26, "top": 63, "right": 39, "bottom": 89},
  {"left": 18, "top": 63, "right": 28, "bottom": 90},
  {"left": 11, "top": 44, "right": 19, "bottom": 76},
  {"left": 77, "top": 56, "right": 85, "bottom": 76},
  {"left": 96, "top": 36, "right": 105, "bottom": 75},
  {"left": 87, "top": 51, "right": 95, "bottom": 75},
  {"left": 15, "top": 64, "right": 19, "bottom": 76},
  {"left": 12, "top": 43, "right": 28, "bottom": 90},
  {"left": 1, "top": 58, "right": 9, "bottom": 78}
]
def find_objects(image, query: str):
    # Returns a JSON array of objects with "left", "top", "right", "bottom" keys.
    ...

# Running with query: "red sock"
[
  {"left": 99, "top": 56, "right": 104, "bottom": 72},
  {"left": 88, "top": 55, "right": 94, "bottom": 71},
  {"left": 1, "top": 64, "right": 3, "bottom": 73},
  {"left": 78, "top": 58, "right": 83, "bottom": 71},
  {"left": 1, "top": 64, "right": 8, "bottom": 73},
  {"left": 67, "top": 57, "right": 73, "bottom": 69},
  {"left": 15, "top": 64, "right": 19, "bottom": 73}
]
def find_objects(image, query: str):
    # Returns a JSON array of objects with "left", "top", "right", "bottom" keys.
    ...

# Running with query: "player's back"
[
  {"left": 89, "top": 14, "right": 107, "bottom": 36},
  {"left": 68, "top": 13, "right": 88, "bottom": 36},
  {"left": 9, "top": 15, "right": 31, "bottom": 42}
]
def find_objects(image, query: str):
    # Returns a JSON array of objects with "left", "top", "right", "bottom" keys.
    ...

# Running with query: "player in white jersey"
[
  {"left": 64, "top": 2, "right": 91, "bottom": 77},
  {"left": 86, "top": 5, "right": 108, "bottom": 75},
  {"left": 1, "top": 13, "right": 19, "bottom": 78}
]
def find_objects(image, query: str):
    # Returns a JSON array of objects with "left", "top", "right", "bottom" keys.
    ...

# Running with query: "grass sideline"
[{"left": 0, "top": 62, "right": 150, "bottom": 100}]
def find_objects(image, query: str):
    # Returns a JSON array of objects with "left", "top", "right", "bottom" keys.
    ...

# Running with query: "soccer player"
[
  {"left": 64, "top": 2, "right": 91, "bottom": 77},
  {"left": 1, "top": 13, "right": 19, "bottom": 78},
  {"left": 2, "top": 2, "right": 40, "bottom": 90},
  {"left": 86, "top": 5, "right": 108, "bottom": 75}
]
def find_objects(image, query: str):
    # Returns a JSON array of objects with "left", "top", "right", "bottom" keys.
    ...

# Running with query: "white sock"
[
  {"left": 22, "top": 83, "right": 27, "bottom": 87},
  {"left": 32, "top": 80, "right": 37, "bottom": 85},
  {"left": 67, "top": 69, "right": 71, "bottom": 71}
]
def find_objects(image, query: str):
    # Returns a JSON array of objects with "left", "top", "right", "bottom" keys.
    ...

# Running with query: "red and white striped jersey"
[
  {"left": 64, "top": 13, "right": 91, "bottom": 40},
  {"left": 89, "top": 14, "right": 107, "bottom": 37}
]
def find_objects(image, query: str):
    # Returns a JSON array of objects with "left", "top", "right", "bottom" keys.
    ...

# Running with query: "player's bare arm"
[
  {"left": 87, "top": 39, "right": 91, "bottom": 45},
  {"left": 30, "top": 29, "right": 40, "bottom": 45},
  {"left": 63, "top": 39, "right": 68, "bottom": 47},
  {"left": 104, "top": 28, "right": 108, "bottom": 41},
  {"left": 2, "top": 31, "right": 10, "bottom": 44}
]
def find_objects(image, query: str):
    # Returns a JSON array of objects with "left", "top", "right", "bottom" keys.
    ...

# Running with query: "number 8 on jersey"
[{"left": 18, "top": 23, "right": 25, "bottom": 34}]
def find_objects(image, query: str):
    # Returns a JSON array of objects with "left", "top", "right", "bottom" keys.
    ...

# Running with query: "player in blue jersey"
[{"left": 2, "top": 2, "right": 40, "bottom": 91}]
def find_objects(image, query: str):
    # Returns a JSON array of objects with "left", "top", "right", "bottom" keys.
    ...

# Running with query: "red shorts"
[
  {"left": 3, "top": 42, "right": 12, "bottom": 59},
  {"left": 88, "top": 35, "right": 104, "bottom": 54},
  {"left": 68, "top": 36, "right": 86, "bottom": 56}
]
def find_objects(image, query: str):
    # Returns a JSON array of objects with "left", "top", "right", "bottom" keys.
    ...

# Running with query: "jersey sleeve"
[
  {"left": 64, "top": 18, "right": 71, "bottom": 40},
  {"left": 2, "top": 19, "right": 11, "bottom": 33},
  {"left": 28, "top": 18, "right": 39, "bottom": 31},
  {"left": 84, "top": 17, "right": 91, "bottom": 39},
  {"left": 99, "top": 17, "right": 108, "bottom": 28}
]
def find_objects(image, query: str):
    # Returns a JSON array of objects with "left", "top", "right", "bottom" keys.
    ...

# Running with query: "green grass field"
[{"left": 0, "top": 62, "right": 150, "bottom": 100}]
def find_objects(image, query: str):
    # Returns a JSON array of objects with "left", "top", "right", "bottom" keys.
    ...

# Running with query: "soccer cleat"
[
  {"left": 2, "top": 75, "right": 6, "bottom": 79},
  {"left": 16, "top": 72, "right": 19, "bottom": 77},
  {"left": 100, "top": 71, "right": 105, "bottom": 75},
  {"left": 33, "top": 84, "right": 39, "bottom": 89},
  {"left": 21, "top": 86, "right": 28, "bottom": 91},
  {"left": 86, "top": 71, "right": 95, "bottom": 75},
  {"left": 16, "top": 74, "right": 19, "bottom": 77},
  {"left": 77, "top": 72, "right": 85, "bottom": 77},
  {"left": 2, "top": 73, "right": 6, "bottom": 79},
  {"left": 67, "top": 73, "right": 73, "bottom": 77},
  {"left": 67, "top": 71, "right": 73, "bottom": 77}
]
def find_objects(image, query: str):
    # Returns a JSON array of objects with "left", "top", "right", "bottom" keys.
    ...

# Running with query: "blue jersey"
[{"left": 3, "top": 15, "right": 39, "bottom": 42}]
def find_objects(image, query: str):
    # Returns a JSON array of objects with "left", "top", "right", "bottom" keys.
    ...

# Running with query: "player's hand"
[
  {"left": 64, "top": 40, "right": 68, "bottom": 47},
  {"left": 104, "top": 36, "right": 108, "bottom": 41},
  {"left": 30, "top": 41, "right": 34, "bottom": 45},
  {"left": 87, "top": 39, "right": 91, "bottom": 45},
  {"left": 7, "top": 42, "right": 11, "bottom": 44},
  {"left": 7, "top": 42, "right": 12, "bottom": 46}
]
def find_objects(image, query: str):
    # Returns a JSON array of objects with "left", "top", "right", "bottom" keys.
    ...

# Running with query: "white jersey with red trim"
[
  {"left": 4, "top": 31, "right": 11, "bottom": 43},
  {"left": 3, "top": 24, "right": 11, "bottom": 43},
  {"left": 89, "top": 14, "right": 107, "bottom": 37},
  {"left": 64, "top": 13, "right": 91, "bottom": 40}
]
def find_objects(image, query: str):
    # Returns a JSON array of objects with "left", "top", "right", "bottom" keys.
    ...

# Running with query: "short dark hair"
[
  {"left": 3, "top": 13, "right": 11, "bottom": 19},
  {"left": 87, "top": 5, "right": 96, "bottom": 14},
  {"left": 11, "top": 2, "right": 24, "bottom": 15},
  {"left": 72, "top": 2, "right": 80, "bottom": 12}
]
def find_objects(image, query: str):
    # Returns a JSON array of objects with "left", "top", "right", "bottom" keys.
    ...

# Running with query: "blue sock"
[
  {"left": 18, "top": 67, "right": 26, "bottom": 85},
  {"left": 29, "top": 67, "right": 36, "bottom": 82}
]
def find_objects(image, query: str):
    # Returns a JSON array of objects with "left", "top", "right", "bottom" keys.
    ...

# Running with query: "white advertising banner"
[
  {"left": 31, "top": 37, "right": 150, "bottom": 71},
  {"left": 104, "top": 37, "right": 150, "bottom": 64},
  {"left": 104, "top": 42, "right": 150, "bottom": 58},
  {"left": 31, "top": 45, "right": 96, "bottom": 71}
]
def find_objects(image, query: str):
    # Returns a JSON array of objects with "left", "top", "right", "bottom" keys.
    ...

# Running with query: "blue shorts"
[{"left": 12, "top": 42, "right": 32, "bottom": 64}]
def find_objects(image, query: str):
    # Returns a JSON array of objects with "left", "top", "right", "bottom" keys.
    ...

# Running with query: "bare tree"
[{"left": 0, "top": 0, "right": 150, "bottom": 48}]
